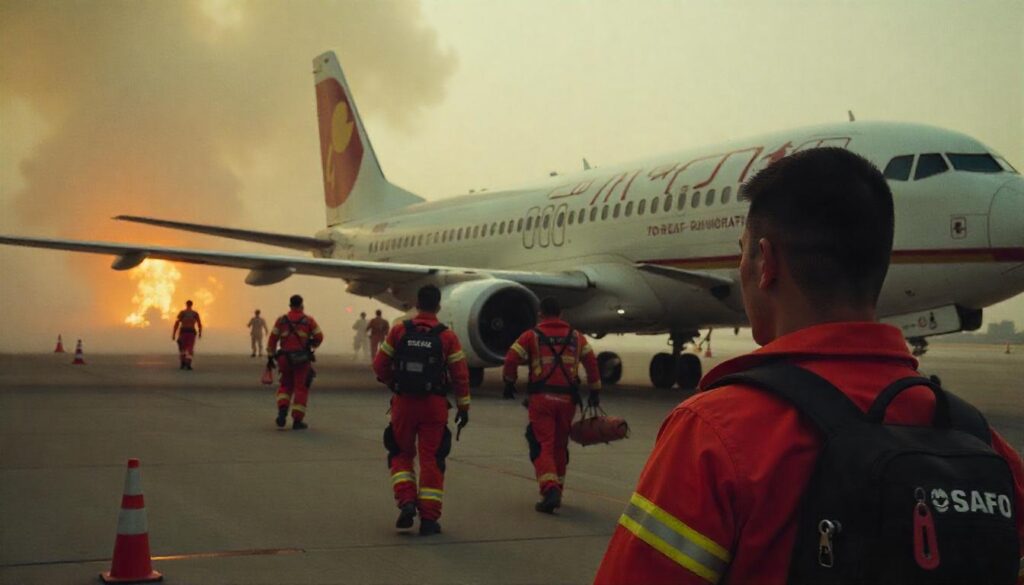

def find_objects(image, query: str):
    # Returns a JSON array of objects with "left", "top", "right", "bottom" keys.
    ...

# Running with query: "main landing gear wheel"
[
  {"left": 675, "top": 353, "right": 702, "bottom": 391},
  {"left": 468, "top": 367, "right": 484, "bottom": 389},
  {"left": 649, "top": 353, "right": 675, "bottom": 389},
  {"left": 597, "top": 351, "right": 623, "bottom": 385}
]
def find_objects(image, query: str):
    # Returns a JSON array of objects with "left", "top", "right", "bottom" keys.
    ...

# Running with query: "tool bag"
[
  {"left": 392, "top": 320, "right": 448, "bottom": 395},
  {"left": 707, "top": 362, "right": 1019, "bottom": 584},
  {"left": 570, "top": 405, "right": 629, "bottom": 446}
]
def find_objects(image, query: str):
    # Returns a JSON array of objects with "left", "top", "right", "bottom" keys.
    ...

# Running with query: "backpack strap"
[
  {"left": 866, "top": 377, "right": 991, "bottom": 443},
  {"left": 706, "top": 362, "right": 866, "bottom": 437},
  {"left": 427, "top": 324, "right": 448, "bottom": 336},
  {"left": 532, "top": 328, "right": 578, "bottom": 391}
]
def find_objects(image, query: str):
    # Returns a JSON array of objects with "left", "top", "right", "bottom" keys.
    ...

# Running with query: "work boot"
[
  {"left": 275, "top": 407, "right": 288, "bottom": 428},
  {"left": 395, "top": 503, "right": 416, "bottom": 529},
  {"left": 292, "top": 419, "right": 308, "bottom": 430},
  {"left": 535, "top": 488, "right": 562, "bottom": 514},
  {"left": 185, "top": 363, "right": 193, "bottom": 370},
  {"left": 419, "top": 518, "right": 442, "bottom": 536}
]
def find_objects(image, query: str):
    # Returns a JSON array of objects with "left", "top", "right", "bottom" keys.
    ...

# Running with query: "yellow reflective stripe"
[
  {"left": 617, "top": 492, "right": 730, "bottom": 583},
  {"left": 419, "top": 488, "right": 443, "bottom": 502},
  {"left": 275, "top": 393, "right": 289, "bottom": 401},
  {"left": 456, "top": 395, "right": 471, "bottom": 406},
  {"left": 379, "top": 341, "right": 395, "bottom": 357},
  {"left": 391, "top": 471, "right": 415, "bottom": 486},
  {"left": 447, "top": 350, "right": 466, "bottom": 364},
  {"left": 271, "top": 328, "right": 281, "bottom": 335},
  {"left": 312, "top": 326, "right": 322, "bottom": 335},
  {"left": 291, "top": 404, "right": 306, "bottom": 413},
  {"left": 510, "top": 342, "right": 528, "bottom": 360},
  {"left": 538, "top": 472, "right": 560, "bottom": 484},
  {"left": 587, "top": 381, "right": 602, "bottom": 391},
  {"left": 581, "top": 343, "right": 595, "bottom": 356}
]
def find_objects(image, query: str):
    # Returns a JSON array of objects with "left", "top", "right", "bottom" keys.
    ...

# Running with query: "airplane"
[{"left": 2, "top": 51, "right": 1022, "bottom": 389}]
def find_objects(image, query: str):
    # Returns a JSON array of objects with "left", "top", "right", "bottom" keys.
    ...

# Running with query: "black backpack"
[
  {"left": 393, "top": 320, "right": 448, "bottom": 396},
  {"left": 708, "top": 362, "right": 1019, "bottom": 584}
]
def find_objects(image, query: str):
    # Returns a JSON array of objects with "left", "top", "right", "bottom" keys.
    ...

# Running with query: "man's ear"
[{"left": 758, "top": 237, "right": 778, "bottom": 290}]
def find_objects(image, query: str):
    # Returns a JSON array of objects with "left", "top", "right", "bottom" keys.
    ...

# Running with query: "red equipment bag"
[{"left": 570, "top": 406, "right": 629, "bottom": 446}]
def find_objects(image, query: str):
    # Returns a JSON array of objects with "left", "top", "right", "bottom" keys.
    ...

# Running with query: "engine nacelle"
[{"left": 437, "top": 280, "right": 539, "bottom": 367}]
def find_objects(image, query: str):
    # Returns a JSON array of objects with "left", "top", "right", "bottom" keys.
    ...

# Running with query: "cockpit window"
[
  {"left": 946, "top": 153, "right": 1002, "bottom": 173},
  {"left": 883, "top": 155, "right": 913, "bottom": 181},
  {"left": 994, "top": 156, "right": 1018, "bottom": 173},
  {"left": 914, "top": 153, "right": 948, "bottom": 180}
]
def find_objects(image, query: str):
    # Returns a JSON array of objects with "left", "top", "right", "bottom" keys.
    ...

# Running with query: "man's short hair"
[
  {"left": 417, "top": 285, "right": 442, "bottom": 312},
  {"left": 186, "top": 300, "right": 193, "bottom": 307},
  {"left": 740, "top": 147, "right": 894, "bottom": 306},
  {"left": 375, "top": 309, "right": 382, "bottom": 316},
  {"left": 255, "top": 309, "right": 260, "bottom": 314},
  {"left": 540, "top": 297, "right": 561, "bottom": 317},
  {"left": 289, "top": 294, "right": 303, "bottom": 308}
]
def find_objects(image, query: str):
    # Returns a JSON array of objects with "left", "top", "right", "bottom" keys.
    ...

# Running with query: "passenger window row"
[{"left": 369, "top": 184, "right": 742, "bottom": 253}]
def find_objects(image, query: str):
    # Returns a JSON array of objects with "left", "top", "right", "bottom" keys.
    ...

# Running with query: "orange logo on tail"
[{"left": 316, "top": 79, "right": 364, "bottom": 208}]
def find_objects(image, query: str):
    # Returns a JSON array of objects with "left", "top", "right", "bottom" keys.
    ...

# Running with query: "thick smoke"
[{"left": 0, "top": 0, "right": 456, "bottom": 352}]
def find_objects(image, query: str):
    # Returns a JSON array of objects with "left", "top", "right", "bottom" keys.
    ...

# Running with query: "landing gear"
[
  {"left": 909, "top": 337, "right": 929, "bottom": 357},
  {"left": 468, "top": 367, "right": 484, "bottom": 389},
  {"left": 597, "top": 351, "right": 623, "bottom": 385},
  {"left": 648, "top": 329, "right": 704, "bottom": 390}
]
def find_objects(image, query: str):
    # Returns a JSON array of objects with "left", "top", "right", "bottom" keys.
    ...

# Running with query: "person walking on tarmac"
[
  {"left": 172, "top": 300, "right": 202, "bottom": 370},
  {"left": 267, "top": 295, "right": 324, "bottom": 430},
  {"left": 594, "top": 149, "right": 1024, "bottom": 584},
  {"left": 503, "top": 297, "right": 601, "bottom": 514},
  {"left": 352, "top": 311, "right": 370, "bottom": 361},
  {"left": 367, "top": 309, "right": 390, "bottom": 357},
  {"left": 373, "top": 285, "right": 470, "bottom": 536},
  {"left": 247, "top": 309, "right": 268, "bottom": 357}
]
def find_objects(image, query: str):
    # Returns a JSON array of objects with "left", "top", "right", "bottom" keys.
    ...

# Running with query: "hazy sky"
[{"left": 1, "top": 0, "right": 1021, "bottom": 353}]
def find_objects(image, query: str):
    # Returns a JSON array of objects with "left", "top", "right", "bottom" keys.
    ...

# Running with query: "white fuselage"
[{"left": 324, "top": 121, "right": 1024, "bottom": 336}]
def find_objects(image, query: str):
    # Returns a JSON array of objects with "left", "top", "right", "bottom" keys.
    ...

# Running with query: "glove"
[
  {"left": 503, "top": 382, "right": 517, "bottom": 400},
  {"left": 455, "top": 409, "right": 469, "bottom": 429},
  {"left": 587, "top": 392, "right": 600, "bottom": 408}
]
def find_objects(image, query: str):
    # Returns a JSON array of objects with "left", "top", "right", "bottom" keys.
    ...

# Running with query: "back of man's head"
[
  {"left": 186, "top": 300, "right": 193, "bottom": 308},
  {"left": 417, "top": 285, "right": 442, "bottom": 312},
  {"left": 741, "top": 148, "right": 894, "bottom": 307},
  {"left": 289, "top": 294, "right": 303, "bottom": 309},
  {"left": 540, "top": 297, "right": 561, "bottom": 317},
  {"left": 375, "top": 309, "right": 382, "bottom": 317}
]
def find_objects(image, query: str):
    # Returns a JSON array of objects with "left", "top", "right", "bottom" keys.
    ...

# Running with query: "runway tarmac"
[{"left": 1, "top": 343, "right": 1020, "bottom": 584}]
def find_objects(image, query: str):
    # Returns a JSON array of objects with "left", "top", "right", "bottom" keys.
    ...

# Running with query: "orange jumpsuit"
[
  {"left": 267, "top": 310, "right": 324, "bottom": 423},
  {"left": 594, "top": 322, "right": 1024, "bottom": 585},
  {"left": 172, "top": 309, "right": 202, "bottom": 367},
  {"left": 373, "top": 312, "right": 470, "bottom": 522},
  {"left": 503, "top": 318, "right": 601, "bottom": 496},
  {"left": 368, "top": 316, "right": 390, "bottom": 357}
]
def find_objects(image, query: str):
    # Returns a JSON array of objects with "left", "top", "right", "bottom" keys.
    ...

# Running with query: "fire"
[{"left": 124, "top": 260, "right": 182, "bottom": 327}]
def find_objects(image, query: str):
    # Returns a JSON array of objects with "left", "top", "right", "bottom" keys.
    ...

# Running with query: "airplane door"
[
  {"left": 523, "top": 207, "right": 540, "bottom": 249},
  {"left": 552, "top": 203, "right": 568, "bottom": 247},
  {"left": 538, "top": 205, "right": 554, "bottom": 248}
]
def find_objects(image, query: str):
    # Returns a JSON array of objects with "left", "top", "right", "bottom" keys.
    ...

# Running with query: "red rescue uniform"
[
  {"left": 172, "top": 308, "right": 202, "bottom": 367},
  {"left": 368, "top": 316, "right": 390, "bottom": 358},
  {"left": 594, "top": 322, "right": 1024, "bottom": 585},
  {"left": 373, "top": 312, "right": 470, "bottom": 522},
  {"left": 267, "top": 310, "right": 324, "bottom": 423},
  {"left": 503, "top": 317, "right": 601, "bottom": 495}
]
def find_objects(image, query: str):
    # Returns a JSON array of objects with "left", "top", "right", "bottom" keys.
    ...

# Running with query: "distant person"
[
  {"left": 247, "top": 309, "right": 268, "bottom": 357},
  {"left": 267, "top": 295, "right": 324, "bottom": 430},
  {"left": 502, "top": 297, "right": 601, "bottom": 514},
  {"left": 171, "top": 300, "right": 202, "bottom": 370},
  {"left": 352, "top": 311, "right": 370, "bottom": 361},
  {"left": 372, "top": 285, "right": 470, "bottom": 536},
  {"left": 594, "top": 148, "right": 1024, "bottom": 584},
  {"left": 367, "top": 309, "right": 390, "bottom": 357}
]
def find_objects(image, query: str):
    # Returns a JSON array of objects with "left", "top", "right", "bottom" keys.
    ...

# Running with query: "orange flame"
[{"left": 124, "top": 260, "right": 182, "bottom": 327}]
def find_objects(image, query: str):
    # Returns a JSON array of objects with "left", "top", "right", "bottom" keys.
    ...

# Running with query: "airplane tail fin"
[{"left": 313, "top": 51, "right": 423, "bottom": 226}]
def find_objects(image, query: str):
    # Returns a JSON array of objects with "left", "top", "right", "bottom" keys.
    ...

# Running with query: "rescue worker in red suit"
[
  {"left": 267, "top": 295, "right": 324, "bottom": 431},
  {"left": 171, "top": 300, "right": 202, "bottom": 370},
  {"left": 373, "top": 285, "right": 470, "bottom": 536},
  {"left": 503, "top": 297, "right": 601, "bottom": 514},
  {"left": 594, "top": 149, "right": 1024, "bottom": 584},
  {"left": 367, "top": 309, "right": 390, "bottom": 357}
]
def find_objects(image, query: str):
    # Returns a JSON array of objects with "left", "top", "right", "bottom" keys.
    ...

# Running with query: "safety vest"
[{"left": 527, "top": 328, "right": 582, "bottom": 394}]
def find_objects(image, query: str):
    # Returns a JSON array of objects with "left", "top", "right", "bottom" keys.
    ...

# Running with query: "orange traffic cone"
[
  {"left": 54, "top": 335, "right": 66, "bottom": 353},
  {"left": 101, "top": 459, "right": 162, "bottom": 583},
  {"left": 72, "top": 340, "right": 86, "bottom": 365}
]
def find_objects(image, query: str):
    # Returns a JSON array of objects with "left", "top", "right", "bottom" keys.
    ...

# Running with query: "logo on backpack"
[
  {"left": 929, "top": 489, "right": 950, "bottom": 513},
  {"left": 930, "top": 487, "right": 1013, "bottom": 518}
]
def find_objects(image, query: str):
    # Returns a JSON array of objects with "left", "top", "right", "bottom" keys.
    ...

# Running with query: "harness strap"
[{"left": 530, "top": 328, "right": 579, "bottom": 392}]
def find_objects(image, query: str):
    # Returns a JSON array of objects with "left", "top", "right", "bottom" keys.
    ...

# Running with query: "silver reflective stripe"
[
  {"left": 622, "top": 501, "right": 728, "bottom": 579},
  {"left": 117, "top": 508, "right": 149, "bottom": 535},
  {"left": 122, "top": 468, "right": 143, "bottom": 496}
]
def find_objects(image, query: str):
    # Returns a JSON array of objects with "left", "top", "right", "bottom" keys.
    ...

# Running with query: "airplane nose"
[{"left": 989, "top": 177, "right": 1024, "bottom": 259}]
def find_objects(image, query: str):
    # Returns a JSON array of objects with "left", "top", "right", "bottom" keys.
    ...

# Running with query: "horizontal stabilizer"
[{"left": 114, "top": 215, "right": 334, "bottom": 252}]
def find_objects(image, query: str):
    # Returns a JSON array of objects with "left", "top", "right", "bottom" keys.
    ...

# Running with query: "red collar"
[
  {"left": 699, "top": 322, "right": 917, "bottom": 390},
  {"left": 538, "top": 317, "right": 569, "bottom": 328}
]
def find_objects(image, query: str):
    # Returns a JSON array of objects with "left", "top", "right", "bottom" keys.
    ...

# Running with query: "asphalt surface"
[{"left": 0, "top": 343, "right": 1020, "bottom": 584}]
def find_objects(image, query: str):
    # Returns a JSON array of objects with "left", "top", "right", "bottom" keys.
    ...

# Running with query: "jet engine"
[{"left": 437, "top": 280, "right": 539, "bottom": 367}]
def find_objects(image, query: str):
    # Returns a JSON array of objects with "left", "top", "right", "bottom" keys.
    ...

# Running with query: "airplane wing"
[
  {"left": 635, "top": 263, "right": 734, "bottom": 299},
  {"left": 113, "top": 215, "right": 335, "bottom": 252},
  {"left": 0, "top": 235, "right": 591, "bottom": 290}
]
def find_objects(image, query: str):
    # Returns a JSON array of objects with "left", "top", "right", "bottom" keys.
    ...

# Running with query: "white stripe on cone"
[
  {"left": 116, "top": 508, "right": 149, "bottom": 535},
  {"left": 123, "top": 468, "right": 143, "bottom": 496}
]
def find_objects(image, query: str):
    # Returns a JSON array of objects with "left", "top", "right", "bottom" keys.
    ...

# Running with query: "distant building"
[{"left": 986, "top": 320, "right": 1017, "bottom": 340}]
